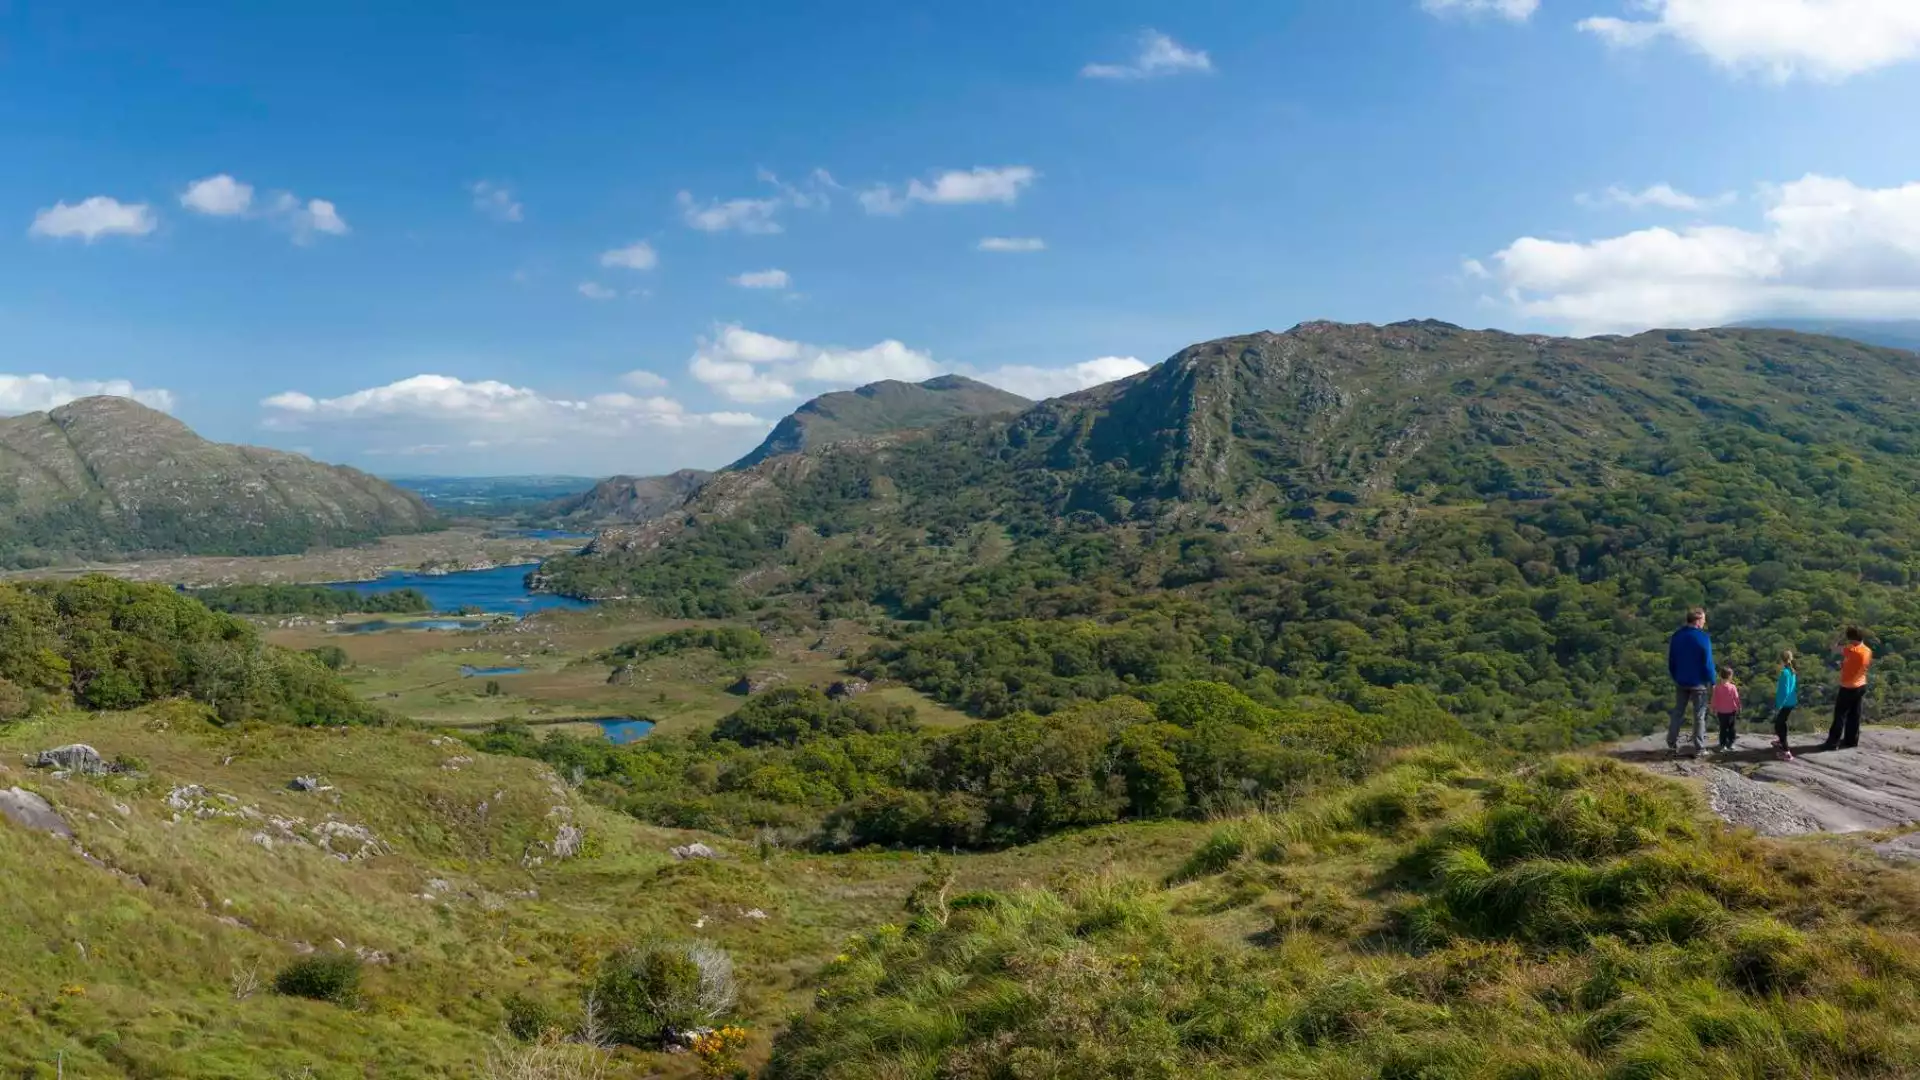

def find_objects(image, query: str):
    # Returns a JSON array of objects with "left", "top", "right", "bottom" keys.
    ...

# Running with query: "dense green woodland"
[
  {"left": 540, "top": 325, "right": 1920, "bottom": 745},
  {"left": 472, "top": 681, "right": 1465, "bottom": 850},
  {"left": 190, "top": 583, "right": 433, "bottom": 616},
  {"left": 0, "top": 576, "right": 380, "bottom": 724}
]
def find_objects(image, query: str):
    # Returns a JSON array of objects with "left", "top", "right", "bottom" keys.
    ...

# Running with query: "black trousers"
[
  {"left": 1773, "top": 706, "right": 1794, "bottom": 747},
  {"left": 1716, "top": 712, "right": 1738, "bottom": 749},
  {"left": 1827, "top": 686, "right": 1866, "bottom": 748}
]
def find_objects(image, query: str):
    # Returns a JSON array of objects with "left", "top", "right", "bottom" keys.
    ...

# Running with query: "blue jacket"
[
  {"left": 1668, "top": 625, "right": 1716, "bottom": 688},
  {"left": 1776, "top": 666, "right": 1798, "bottom": 710}
]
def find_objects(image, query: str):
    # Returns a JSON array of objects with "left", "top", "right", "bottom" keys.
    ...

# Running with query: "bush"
[
  {"left": 273, "top": 952, "right": 362, "bottom": 1005},
  {"left": 503, "top": 992, "right": 564, "bottom": 1041},
  {"left": 0, "top": 676, "right": 29, "bottom": 721},
  {"left": 593, "top": 941, "right": 737, "bottom": 1047},
  {"left": 306, "top": 645, "right": 350, "bottom": 671}
]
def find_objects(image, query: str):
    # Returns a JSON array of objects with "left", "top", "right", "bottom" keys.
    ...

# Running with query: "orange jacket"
[{"left": 1840, "top": 643, "right": 1872, "bottom": 689}]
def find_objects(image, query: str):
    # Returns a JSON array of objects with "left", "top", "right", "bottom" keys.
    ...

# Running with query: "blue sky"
[{"left": 6, "top": 0, "right": 1920, "bottom": 475}]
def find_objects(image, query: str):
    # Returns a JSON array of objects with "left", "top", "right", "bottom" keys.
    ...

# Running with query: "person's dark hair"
[
  {"left": 1686, "top": 608, "right": 1706, "bottom": 626},
  {"left": 1720, "top": 666, "right": 1733, "bottom": 680},
  {"left": 1846, "top": 626, "right": 1865, "bottom": 643}
]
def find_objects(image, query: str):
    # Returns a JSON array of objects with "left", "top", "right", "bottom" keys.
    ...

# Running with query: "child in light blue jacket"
[{"left": 1773, "top": 650, "right": 1798, "bottom": 761}]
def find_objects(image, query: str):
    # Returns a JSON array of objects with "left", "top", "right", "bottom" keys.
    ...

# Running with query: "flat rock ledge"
[{"left": 1613, "top": 727, "right": 1920, "bottom": 856}]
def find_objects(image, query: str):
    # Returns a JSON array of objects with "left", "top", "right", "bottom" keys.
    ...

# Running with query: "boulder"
[
  {"left": 31, "top": 744, "right": 107, "bottom": 775},
  {"left": 607, "top": 663, "right": 636, "bottom": 686},
  {"left": 552, "top": 823, "right": 584, "bottom": 859},
  {"left": 671, "top": 842, "right": 718, "bottom": 861},
  {"left": 290, "top": 776, "right": 322, "bottom": 792},
  {"left": 826, "top": 679, "right": 869, "bottom": 701},
  {"left": 727, "top": 672, "right": 789, "bottom": 696},
  {"left": 0, "top": 787, "right": 71, "bottom": 838}
]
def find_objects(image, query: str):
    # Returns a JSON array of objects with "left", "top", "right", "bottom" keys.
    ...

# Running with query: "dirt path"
[{"left": 1611, "top": 727, "right": 1920, "bottom": 861}]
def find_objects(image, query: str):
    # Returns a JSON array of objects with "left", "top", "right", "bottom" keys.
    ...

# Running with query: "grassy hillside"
[
  {"left": 539, "top": 324, "right": 1920, "bottom": 744},
  {"left": 772, "top": 751, "right": 1920, "bottom": 1079},
  {"left": 0, "top": 397, "right": 434, "bottom": 569}
]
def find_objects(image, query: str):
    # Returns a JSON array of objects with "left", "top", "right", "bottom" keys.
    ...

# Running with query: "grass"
[
  {"left": 768, "top": 750, "right": 1920, "bottom": 1079},
  {"left": 0, "top": 696, "right": 1173, "bottom": 1078}
]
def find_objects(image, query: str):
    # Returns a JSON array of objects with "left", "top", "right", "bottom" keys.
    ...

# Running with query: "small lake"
[
  {"left": 331, "top": 564, "right": 593, "bottom": 617},
  {"left": 507, "top": 528, "right": 596, "bottom": 541},
  {"left": 593, "top": 718, "right": 655, "bottom": 744},
  {"left": 461, "top": 665, "right": 525, "bottom": 677}
]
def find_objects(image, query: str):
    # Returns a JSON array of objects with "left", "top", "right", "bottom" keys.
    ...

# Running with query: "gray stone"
[
  {"left": 826, "top": 679, "right": 869, "bottom": 700},
  {"left": 0, "top": 787, "right": 71, "bottom": 838},
  {"left": 671, "top": 842, "right": 718, "bottom": 861},
  {"left": 31, "top": 744, "right": 107, "bottom": 775},
  {"left": 1615, "top": 728, "right": 1920, "bottom": 836},
  {"left": 552, "top": 823, "right": 584, "bottom": 859},
  {"left": 290, "top": 776, "right": 321, "bottom": 792}
]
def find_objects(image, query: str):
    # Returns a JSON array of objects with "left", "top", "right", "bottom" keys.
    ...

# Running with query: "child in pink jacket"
[{"left": 1712, "top": 667, "right": 1741, "bottom": 752}]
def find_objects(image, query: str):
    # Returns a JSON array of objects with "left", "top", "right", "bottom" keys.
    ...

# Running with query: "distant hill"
[
  {"left": 0, "top": 396, "right": 434, "bottom": 568},
  {"left": 1735, "top": 318, "right": 1920, "bottom": 351},
  {"left": 547, "top": 469, "right": 714, "bottom": 526},
  {"left": 550, "top": 376, "right": 1032, "bottom": 527},
  {"left": 729, "top": 374, "right": 1031, "bottom": 470}
]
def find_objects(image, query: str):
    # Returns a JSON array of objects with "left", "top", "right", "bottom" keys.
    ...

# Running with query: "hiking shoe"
[{"left": 1778, "top": 749, "right": 1795, "bottom": 762}]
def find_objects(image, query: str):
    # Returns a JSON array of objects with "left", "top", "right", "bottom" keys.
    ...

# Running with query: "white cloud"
[
  {"left": 599, "top": 241, "right": 658, "bottom": 270},
  {"left": 688, "top": 325, "right": 939, "bottom": 403},
  {"left": 1578, "top": 0, "right": 1920, "bottom": 81},
  {"left": 577, "top": 282, "right": 618, "bottom": 300},
  {"left": 621, "top": 370, "right": 670, "bottom": 390},
  {"left": 861, "top": 166, "right": 1039, "bottom": 216},
  {"left": 978, "top": 236, "right": 1046, "bottom": 253},
  {"left": 1421, "top": 0, "right": 1538, "bottom": 21},
  {"left": 28, "top": 197, "right": 157, "bottom": 242},
  {"left": 471, "top": 181, "right": 523, "bottom": 222},
  {"left": 677, "top": 191, "right": 785, "bottom": 234},
  {"left": 972, "top": 356, "right": 1150, "bottom": 400},
  {"left": 181, "top": 174, "right": 254, "bottom": 216},
  {"left": 1577, "top": 183, "right": 1737, "bottom": 212},
  {"left": 268, "top": 193, "right": 348, "bottom": 242},
  {"left": 1477, "top": 174, "right": 1920, "bottom": 332},
  {"left": 261, "top": 374, "right": 764, "bottom": 441},
  {"left": 1081, "top": 30, "right": 1214, "bottom": 78},
  {"left": 730, "top": 268, "right": 791, "bottom": 289},
  {"left": 0, "top": 374, "right": 176, "bottom": 415}
]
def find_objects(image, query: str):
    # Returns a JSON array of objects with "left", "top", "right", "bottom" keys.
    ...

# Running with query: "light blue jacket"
[{"left": 1775, "top": 666, "right": 1798, "bottom": 710}]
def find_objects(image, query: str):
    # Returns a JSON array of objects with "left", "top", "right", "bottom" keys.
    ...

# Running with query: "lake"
[
  {"left": 338, "top": 618, "right": 495, "bottom": 634},
  {"left": 331, "top": 564, "right": 593, "bottom": 617},
  {"left": 593, "top": 718, "right": 655, "bottom": 744}
]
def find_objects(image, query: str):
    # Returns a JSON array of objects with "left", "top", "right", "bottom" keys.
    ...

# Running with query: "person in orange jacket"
[{"left": 1821, "top": 626, "right": 1873, "bottom": 751}]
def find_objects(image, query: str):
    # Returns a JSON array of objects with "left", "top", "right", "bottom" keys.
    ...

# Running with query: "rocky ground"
[{"left": 1612, "top": 726, "right": 1920, "bottom": 859}]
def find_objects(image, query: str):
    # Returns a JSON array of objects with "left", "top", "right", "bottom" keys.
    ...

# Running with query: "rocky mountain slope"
[
  {"left": 547, "top": 468, "right": 714, "bottom": 526},
  {"left": 728, "top": 374, "right": 1030, "bottom": 470},
  {"left": 0, "top": 396, "right": 434, "bottom": 567}
]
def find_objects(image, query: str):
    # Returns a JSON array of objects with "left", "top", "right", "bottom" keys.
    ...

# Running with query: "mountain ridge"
[
  {"left": 0, "top": 396, "right": 435, "bottom": 567},
  {"left": 729, "top": 373, "right": 1031, "bottom": 470}
]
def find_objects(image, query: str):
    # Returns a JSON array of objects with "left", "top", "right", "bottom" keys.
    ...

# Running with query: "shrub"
[
  {"left": 593, "top": 942, "right": 736, "bottom": 1047},
  {"left": 273, "top": 951, "right": 361, "bottom": 1005},
  {"left": 0, "top": 676, "right": 28, "bottom": 720},
  {"left": 306, "top": 645, "right": 351, "bottom": 670},
  {"left": 504, "top": 992, "right": 565, "bottom": 1041}
]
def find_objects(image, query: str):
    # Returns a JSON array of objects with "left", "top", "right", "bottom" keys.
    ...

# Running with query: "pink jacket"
[{"left": 1712, "top": 682, "right": 1740, "bottom": 714}]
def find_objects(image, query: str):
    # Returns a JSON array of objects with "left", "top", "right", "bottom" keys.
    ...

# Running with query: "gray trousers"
[{"left": 1669, "top": 685, "right": 1709, "bottom": 753}]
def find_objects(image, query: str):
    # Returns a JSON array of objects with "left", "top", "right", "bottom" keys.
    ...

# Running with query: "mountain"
[
  {"left": 1735, "top": 318, "right": 1920, "bottom": 352},
  {"left": 540, "top": 321, "right": 1920, "bottom": 739},
  {"left": 0, "top": 396, "right": 434, "bottom": 567},
  {"left": 729, "top": 374, "right": 1031, "bottom": 470},
  {"left": 546, "top": 468, "right": 714, "bottom": 525}
]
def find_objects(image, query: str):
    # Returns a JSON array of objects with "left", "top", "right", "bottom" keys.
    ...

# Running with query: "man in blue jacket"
[{"left": 1667, "top": 607, "right": 1716, "bottom": 757}]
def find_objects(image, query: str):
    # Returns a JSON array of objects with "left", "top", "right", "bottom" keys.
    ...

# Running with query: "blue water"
[
  {"left": 461, "top": 665, "right": 525, "bottom": 677},
  {"left": 593, "top": 718, "right": 655, "bottom": 744},
  {"left": 331, "top": 564, "right": 593, "bottom": 617},
  {"left": 511, "top": 528, "right": 595, "bottom": 541}
]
